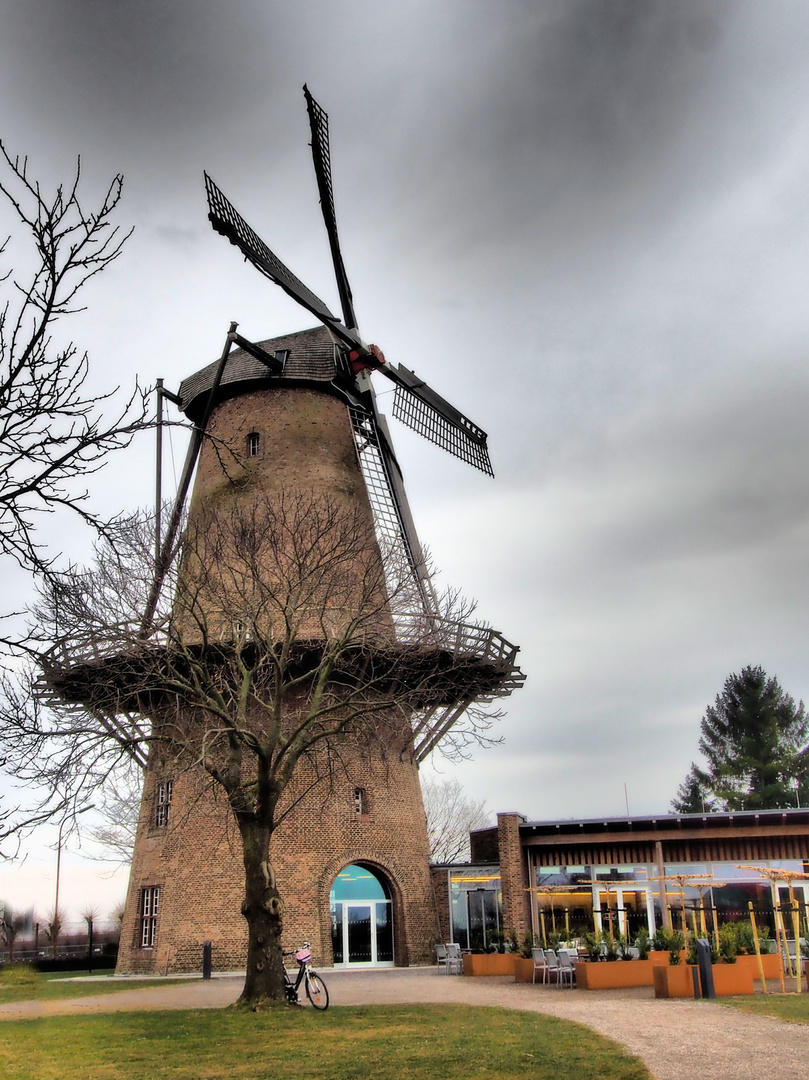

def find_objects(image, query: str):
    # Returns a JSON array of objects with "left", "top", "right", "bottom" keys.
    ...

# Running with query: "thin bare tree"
[
  {"left": 5, "top": 495, "right": 506, "bottom": 1005},
  {"left": 0, "top": 142, "right": 146, "bottom": 575},
  {"left": 0, "top": 144, "right": 147, "bottom": 849},
  {"left": 0, "top": 901, "right": 26, "bottom": 962},
  {"left": 421, "top": 776, "right": 490, "bottom": 863}
]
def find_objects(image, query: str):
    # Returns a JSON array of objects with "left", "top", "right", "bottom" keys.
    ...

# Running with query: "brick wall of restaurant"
[
  {"left": 497, "top": 812, "right": 530, "bottom": 938},
  {"left": 469, "top": 826, "right": 499, "bottom": 863}
]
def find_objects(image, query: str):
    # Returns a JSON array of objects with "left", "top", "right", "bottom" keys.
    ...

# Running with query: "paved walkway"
[{"left": 2, "top": 969, "right": 808, "bottom": 1080}]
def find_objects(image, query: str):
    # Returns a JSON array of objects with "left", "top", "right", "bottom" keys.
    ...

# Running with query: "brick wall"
[
  {"left": 430, "top": 866, "right": 451, "bottom": 945},
  {"left": 118, "top": 735, "right": 440, "bottom": 974},
  {"left": 497, "top": 812, "right": 529, "bottom": 938}
]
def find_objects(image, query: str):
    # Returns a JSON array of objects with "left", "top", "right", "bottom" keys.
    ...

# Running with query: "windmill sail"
[
  {"left": 304, "top": 85, "right": 358, "bottom": 331},
  {"left": 204, "top": 173, "right": 363, "bottom": 352},
  {"left": 385, "top": 363, "right": 494, "bottom": 476},
  {"left": 347, "top": 403, "right": 435, "bottom": 618}
]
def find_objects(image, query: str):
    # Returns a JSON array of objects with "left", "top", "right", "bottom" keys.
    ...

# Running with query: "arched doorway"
[{"left": 330, "top": 864, "right": 394, "bottom": 967}]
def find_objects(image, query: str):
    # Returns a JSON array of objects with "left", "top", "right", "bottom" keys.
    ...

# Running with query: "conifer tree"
[{"left": 672, "top": 666, "right": 809, "bottom": 812}]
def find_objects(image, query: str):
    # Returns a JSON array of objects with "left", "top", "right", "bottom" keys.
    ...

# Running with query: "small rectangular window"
[
  {"left": 140, "top": 886, "right": 160, "bottom": 948},
  {"left": 353, "top": 787, "right": 368, "bottom": 816},
  {"left": 247, "top": 432, "right": 260, "bottom": 457},
  {"left": 155, "top": 780, "right": 173, "bottom": 827}
]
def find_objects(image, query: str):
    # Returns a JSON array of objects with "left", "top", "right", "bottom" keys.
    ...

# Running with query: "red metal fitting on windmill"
[{"left": 349, "top": 344, "right": 386, "bottom": 373}]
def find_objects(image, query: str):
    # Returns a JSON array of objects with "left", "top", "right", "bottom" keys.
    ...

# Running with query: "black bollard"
[
  {"left": 696, "top": 938, "right": 715, "bottom": 999},
  {"left": 202, "top": 940, "right": 212, "bottom": 980}
]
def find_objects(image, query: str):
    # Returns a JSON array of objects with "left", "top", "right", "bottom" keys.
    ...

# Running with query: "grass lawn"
[
  {"left": 718, "top": 992, "right": 809, "bottom": 1025},
  {"left": 0, "top": 1004, "right": 653, "bottom": 1080},
  {"left": 0, "top": 966, "right": 189, "bottom": 1005}
]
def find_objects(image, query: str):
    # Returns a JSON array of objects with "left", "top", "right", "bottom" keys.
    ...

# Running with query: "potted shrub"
[
  {"left": 513, "top": 933, "right": 537, "bottom": 983},
  {"left": 601, "top": 932, "right": 619, "bottom": 962},
  {"left": 576, "top": 928, "right": 663, "bottom": 990},
  {"left": 463, "top": 936, "right": 517, "bottom": 976},
  {"left": 581, "top": 930, "right": 601, "bottom": 962},
  {"left": 648, "top": 928, "right": 672, "bottom": 966},
  {"left": 718, "top": 923, "right": 738, "bottom": 964},
  {"left": 653, "top": 931, "right": 693, "bottom": 998}
]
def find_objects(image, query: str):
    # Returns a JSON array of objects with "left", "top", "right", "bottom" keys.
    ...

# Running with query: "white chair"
[
  {"left": 557, "top": 950, "right": 575, "bottom": 988},
  {"left": 531, "top": 947, "right": 546, "bottom": 984},
  {"left": 445, "top": 942, "right": 463, "bottom": 975},
  {"left": 544, "top": 949, "right": 560, "bottom": 985},
  {"left": 435, "top": 943, "right": 448, "bottom": 972}
]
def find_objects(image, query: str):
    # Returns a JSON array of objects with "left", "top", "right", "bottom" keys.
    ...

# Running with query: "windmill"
[
  {"left": 145, "top": 85, "right": 523, "bottom": 760},
  {"left": 44, "top": 87, "right": 523, "bottom": 975}
]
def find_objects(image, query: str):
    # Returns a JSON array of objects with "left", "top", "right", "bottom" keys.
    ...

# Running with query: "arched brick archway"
[{"left": 319, "top": 854, "right": 414, "bottom": 967}]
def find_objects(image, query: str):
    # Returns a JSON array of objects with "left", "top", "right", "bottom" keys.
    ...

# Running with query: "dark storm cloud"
[
  {"left": 4, "top": 0, "right": 809, "bottom": 858},
  {"left": 2, "top": 1, "right": 269, "bottom": 134}
]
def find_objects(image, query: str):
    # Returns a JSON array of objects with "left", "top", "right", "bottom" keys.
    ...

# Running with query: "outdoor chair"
[
  {"left": 531, "top": 947, "right": 546, "bottom": 984},
  {"left": 445, "top": 942, "right": 463, "bottom": 975},
  {"left": 435, "top": 943, "right": 448, "bottom": 972},
  {"left": 557, "top": 950, "right": 576, "bottom": 988},
  {"left": 544, "top": 949, "right": 560, "bottom": 985}
]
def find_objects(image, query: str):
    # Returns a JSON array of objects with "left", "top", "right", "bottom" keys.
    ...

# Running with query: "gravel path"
[{"left": 2, "top": 968, "right": 807, "bottom": 1080}]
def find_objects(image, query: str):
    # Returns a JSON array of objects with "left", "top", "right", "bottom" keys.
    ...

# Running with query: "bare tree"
[
  {"left": 0, "top": 901, "right": 26, "bottom": 962},
  {"left": 0, "top": 142, "right": 146, "bottom": 576},
  {"left": 421, "top": 776, "right": 490, "bottom": 863},
  {"left": 0, "top": 144, "right": 147, "bottom": 851},
  {"left": 45, "top": 907, "right": 63, "bottom": 958},
  {"left": 5, "top": 494, "right": 508, "bottom": 1005},
  {"left": 84, "top": 762, "right": 142, "bottom": 865}
]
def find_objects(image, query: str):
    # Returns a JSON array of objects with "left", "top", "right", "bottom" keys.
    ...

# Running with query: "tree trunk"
[{"left": 238, "top": 828, "right": 288, "bottom": 1005}]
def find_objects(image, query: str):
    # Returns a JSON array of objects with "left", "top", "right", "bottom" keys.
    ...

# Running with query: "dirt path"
[{"left": 2, "top": 968, "right": 806, "bottom": 1080}]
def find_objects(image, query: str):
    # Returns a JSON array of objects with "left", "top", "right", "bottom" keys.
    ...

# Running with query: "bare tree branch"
[
  {"left": 421, "top": 776, "right": 490, "bottom": 863},
  {"left": 0, "top": 142, "right": 148, "bottom": 575}
]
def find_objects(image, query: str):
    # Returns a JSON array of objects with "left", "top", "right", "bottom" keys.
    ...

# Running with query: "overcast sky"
[{"left": 3, "top": 0, "right": 809, "bottom": 924}]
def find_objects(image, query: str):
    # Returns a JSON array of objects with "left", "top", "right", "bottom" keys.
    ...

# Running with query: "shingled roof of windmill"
[{"left": 179, "top": 325, "right": 339, "bottom": 421}]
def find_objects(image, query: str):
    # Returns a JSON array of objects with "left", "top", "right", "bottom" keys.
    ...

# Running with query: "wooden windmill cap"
[{"left": 179, "top": 325, "right": 341, "bottom": 422}]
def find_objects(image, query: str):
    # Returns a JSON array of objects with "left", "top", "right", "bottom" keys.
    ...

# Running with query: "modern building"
[{"left": 432, "top": 809, "right": 809, "bottom": 946}]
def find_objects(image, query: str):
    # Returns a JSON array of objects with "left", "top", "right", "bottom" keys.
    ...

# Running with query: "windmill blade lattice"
[
  {"left": 304, "top": 85, "right": 357, "bottom": 331},
  {"left": 205, "top": 172, "right": 361, "bottom": 348},
  {"left": 391, "top": 373, "right": 493, "bottom": 476},
  {"left": 347, "top": 404, "right": 433, "bottom": 618}
]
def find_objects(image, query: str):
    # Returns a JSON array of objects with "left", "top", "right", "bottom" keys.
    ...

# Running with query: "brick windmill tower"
[{"left": 46, "top": 88, "right": 523, "bottom": 976}]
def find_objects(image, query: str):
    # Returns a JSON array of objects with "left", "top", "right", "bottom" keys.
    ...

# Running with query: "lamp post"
[{"left": 52, "top": 804, "right": 94, "bottom": 958}]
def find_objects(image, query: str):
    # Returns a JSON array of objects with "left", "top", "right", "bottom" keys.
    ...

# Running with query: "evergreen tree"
[
  {"left": 671, "top": 765, "right": 715, "bottom": 814},
  {"left": 672, "top": 666, "right": 809, "bottom": 813}
]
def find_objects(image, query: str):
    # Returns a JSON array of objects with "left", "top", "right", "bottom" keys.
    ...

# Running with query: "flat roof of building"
[{"left": 470, "top": 807, "right": 809, "bottom": 840}]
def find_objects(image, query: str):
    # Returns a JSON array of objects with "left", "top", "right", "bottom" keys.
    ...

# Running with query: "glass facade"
[
  {"left": 449, "top": 866, "right": 502, "bottom": 950},
  {"left": 526, "top": 859, "right": 807, "bottom": 937}
]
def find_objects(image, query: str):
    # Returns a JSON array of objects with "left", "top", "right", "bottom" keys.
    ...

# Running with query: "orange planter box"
[
  {"left": 462, "top": 953, "right": 517, "bottom": 976},
  {"left": 513, "top": 957, "right": 537, "bottom": 983},
  {"left": 710, "top": 963, "right": 754, "bottom": 996},
  {"left": 648, "top": 951, "right": 673, "bottom": 966},
  {"left": 653, "top": 964, "right": 695, "bottom": 998},
  {"left": 653, "top": 962, "right": 756, "bottom": 998},
  {"left": 576, "top": 960, "right": 656, "bottom": 990},
  {"left": 734, "top": 953, "right": 781, "bottom": 980}
]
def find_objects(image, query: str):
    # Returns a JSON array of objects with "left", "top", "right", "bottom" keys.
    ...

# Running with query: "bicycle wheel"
[{"left": 305, "top": 971, "right": 329, "bottom": 1010}]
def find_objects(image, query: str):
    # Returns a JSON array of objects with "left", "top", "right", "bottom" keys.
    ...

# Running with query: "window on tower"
[
  {"left": 139, "top": 885, "right": 160, "bottom": 948},
  {"left": 353, "top": 787, "right": 369, "bottom": 817},
  {"left": 247, "top": 432, "right": 260, "bottom": 457},
  {"left": 155, "top": 779, "right": 173, "bottom": 827}
]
